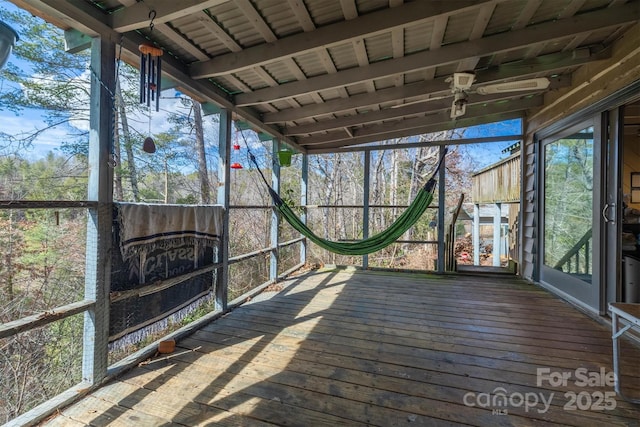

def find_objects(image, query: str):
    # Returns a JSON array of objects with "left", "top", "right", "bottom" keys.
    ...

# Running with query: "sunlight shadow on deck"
[{"left": 45, "top": 270, "right": 640, "bottom": 426}]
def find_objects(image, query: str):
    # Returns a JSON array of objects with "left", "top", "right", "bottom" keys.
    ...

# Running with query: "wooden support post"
[
  {"left": 473, "top": 203, "right": 480, "bottom": 266},
  {"left": 300, "top": 153, "right": 308, "bottom": 265},
  {"left": 216, "top": 109, "right": 231, "bottom": 311},
  {"left": 362, "top": 151, "right": 371, "bottom": 269},
  {"left": 437, "top": 145, "right": 446, "bottom": 273},
  {"left": 494, "top": 202, "right": 502, "bottom": 267},
  {"left": 270, "top": 139, "right": 280, "bottom": 281},
  {"left": 83, "top": 36, "right": 115, "bottom": 385}
]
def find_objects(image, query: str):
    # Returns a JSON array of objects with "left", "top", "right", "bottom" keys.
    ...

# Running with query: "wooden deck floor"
[{"left": 43, "top": 269, "right": 640, "bottom": 426}]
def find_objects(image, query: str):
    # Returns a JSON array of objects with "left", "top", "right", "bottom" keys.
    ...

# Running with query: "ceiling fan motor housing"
[{"left": 453, "top": 72, "right": 475, "bottom": 90}]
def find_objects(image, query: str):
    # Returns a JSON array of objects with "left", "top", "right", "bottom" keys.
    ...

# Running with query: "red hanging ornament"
[{"left": 230, "top": 162, "right": 243, "bottom": 169}]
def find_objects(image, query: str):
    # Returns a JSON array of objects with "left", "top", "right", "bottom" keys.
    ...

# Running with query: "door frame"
[
  {"left": 533, "top": 81, "right": 640, "bottom": 315},
  {"left": 538, "top": 118, "right": 602, "bottom": 313},
  {"left": 603, "top": 106, "right": 623, "bottom": 307}
]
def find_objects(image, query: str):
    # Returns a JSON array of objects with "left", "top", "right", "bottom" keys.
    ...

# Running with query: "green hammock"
[
  {"left": 268, "top": 179, "right": 436, "bottom": 255},
  {"left": 248, "top": 148, "right": 446, "bottom": 256}
]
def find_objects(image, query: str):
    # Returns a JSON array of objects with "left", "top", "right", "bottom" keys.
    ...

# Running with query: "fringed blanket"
[
  {"left": 109, "top": 203, "right": 224, "bottom": 343},
  {"left": 117, "top": 203, "right": 223, "bottom": 260}
]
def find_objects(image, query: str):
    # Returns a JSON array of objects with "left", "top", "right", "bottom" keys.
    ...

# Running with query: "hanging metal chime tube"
[{"left": 138, "top": 43, "right": 163, "bottom": 112}]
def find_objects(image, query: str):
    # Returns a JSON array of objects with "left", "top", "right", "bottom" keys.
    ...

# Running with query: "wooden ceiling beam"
[
  {"left": 189, "top": 1, "right": 492, "bottom": 78},
  {"left": 235, "top": 3, "right": 638, "bottom": 106},
  {"left": 455, "top": 2, "right": 496, "bottom": 72},
  {"left": 114, "top": 0, "right": 210, "bottom": 62},
  {"left": 306, "top": 112, "right": 525, "bottom": 153},
  {"left": 309, "top": 135, "right": 525, "bottom": 155},
  {"left": 262, "top": 47, "right": 606, "bottom": 124},
  {"left": 109, "top": 0, "right": 230, "bottom": 33},
  {"left": 297, "top": 96, "right": 543, "bottom": 146},
  {"left": 285, "top": 77, "right": 569, "bottom": 136}
]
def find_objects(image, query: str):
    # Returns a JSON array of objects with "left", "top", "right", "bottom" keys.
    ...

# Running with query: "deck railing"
[{"left": 553, "top": 228, "right": 592, "bottom": 275}]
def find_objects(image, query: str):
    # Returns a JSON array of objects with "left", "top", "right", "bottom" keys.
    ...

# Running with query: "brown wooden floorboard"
[{"left": 42, "top": 270, "right": 640, "bottom": 426}]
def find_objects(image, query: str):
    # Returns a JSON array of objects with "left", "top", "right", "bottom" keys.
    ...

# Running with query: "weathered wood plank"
[
  {"left": 41, "top": 271, "right": 640, "bottom": 426},
  {"left": 59, "top": 395, "right": 183, "bottom": 427},
  {"left": 163, "top": 337, "right": 639, "bottom": 425},
  {"left": 0, "top": 300, "right": 94, "bottom": 339}
]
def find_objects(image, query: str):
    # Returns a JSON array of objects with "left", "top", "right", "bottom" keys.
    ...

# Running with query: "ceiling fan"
[
  {"left": 448, "top": 72, "right": 550, "bottom": 119},
  {"left": 395, "top": 72, "right": 551, "bottom": 119}
]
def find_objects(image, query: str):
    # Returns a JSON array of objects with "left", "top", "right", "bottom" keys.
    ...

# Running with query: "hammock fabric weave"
[{"left": 268, "top": 179, "right": 436, "bottom": 255}]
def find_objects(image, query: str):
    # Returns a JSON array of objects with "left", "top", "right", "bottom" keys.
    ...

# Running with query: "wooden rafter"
[
  {"left": 189, "top": 1, "right": 491, "bottom": 79},
  {"left": 261, "top": 48, "right": 604, "bottom": 124},
  {"left": 234, "top": 3, "right": 638, "bottom": 106},
  {"left": 297, "top": 96, "right": 543, "bottom": 147}
]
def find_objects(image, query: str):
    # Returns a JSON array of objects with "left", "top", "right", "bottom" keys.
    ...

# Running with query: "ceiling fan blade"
[
  {"left": 390, "top": 94, "right": 451, "bottom": 109},
  {"left": 475, "top": 77, "right": 550, "bottom": 95}
]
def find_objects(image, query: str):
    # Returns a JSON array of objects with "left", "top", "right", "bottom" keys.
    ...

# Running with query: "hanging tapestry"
[{"left": 110, "top": 203, "right": 223, "bottom": 343}]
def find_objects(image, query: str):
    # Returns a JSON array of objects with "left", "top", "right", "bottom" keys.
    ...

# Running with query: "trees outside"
[
  {"left": 0, "top": 4, "right": 514, "bottom": 422},
  {"left": 0, "top": 6, "right": 221, "bottom": 420},
  {"left": 543, "top": 129, "right": 594, "bottom": 273}
]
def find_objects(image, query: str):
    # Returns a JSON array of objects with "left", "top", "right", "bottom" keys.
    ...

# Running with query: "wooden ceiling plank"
[
  {"left": 559, "top": 0, "right": 588, "bottom": 18},
  {"left": 392, "top": 27, "right": 404, "bottom": 86},
  {"left": 190, "top": 1, "right": 495, "bottom": 78},
  {"left": 235, "top": 4, "right": 640, "bottom": 106},
  {"left": 287, "top": 0, "right": 316, "bottom": 31},
  {"left": 424, "top": 14, "right": 448, "bottom": 80},
  {"left": 491, "top": 0, "right": 542, "bottom": 65},
  {"left": 392, "top": 27, "right": 404, "bottom": 59},
  {"left": 235, "top": 0, "right": 277, "bottom": 43},
  {"left": 305, "top": 112, "right": 524, "bottom": 152},
  {"left": 429, "top": 15, "right": 448, "bottom": 50},
  {"left": 469, "top": 2, "right": 496, "bottom": 39},
  {"left": 456, "top": 2, "right": 497, "bottom": 72},
  {"left": 252, "top": 66, "right": 301, "bottom": 109},
  {"left": 156, "top": 22, "right": 210, "bottom": 60},
  {"left": 311, "top": 135, "right": 525, "bottom": 154},
  {"left": 512, "top": 0, "right": 543, "bottom": 29},
  {"left": 524, "top": 42, "right": 547, "bottom": 59},
  {"left": 340, "top": 0, "right": 358, "bottom": 20},
  {"left": 115, "top": 0, "right": 210, "bottom": 61},
  {"left": 110, "top": 0, "right": 231, "bottom": 33},
  {"left": 297, "top": 96, "right": 543, "bottom": 146},
  {"left": 285, "top": 78, "right": 569, "bottom": 136},
  {"left": 261, "top": 47, "right": 606, "bottom": 124},
  {"left": 281, "top": 58, "right": 324, "bottom": 104},
  {"left": 195, "top": 11, "right": 242, "bottom": 52},
  {"left": 224, "top": 75, "right": 278, "bottom": 113},
  {"left": 316, "top": 49, "right": 350, "bottom": 99},
  {"left": 353, "top": 39, "right": 376, "bottom": 93},
  {"left": 563, "top": 33, "right": 591, "bottom": 51},
  {"left": 235, "top": 3, "right": 638, "bottom": 106},
  {"left": 283, "top": 58, "right": 307, "bottom": 81}
]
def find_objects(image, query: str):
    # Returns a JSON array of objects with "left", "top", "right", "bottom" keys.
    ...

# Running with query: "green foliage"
[
  {"left": 0, "top": 153, "right": 87, "bottom": 200},
  {"left": 543, "top": 130, "right": 594, "bottom": 271}
]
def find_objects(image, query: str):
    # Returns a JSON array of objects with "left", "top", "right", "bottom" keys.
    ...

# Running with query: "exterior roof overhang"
[{"left": 10, "top": 0, "right": 640, "bottom": 153}]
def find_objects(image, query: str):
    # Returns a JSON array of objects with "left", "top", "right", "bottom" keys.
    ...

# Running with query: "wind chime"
[{"left": 139, "top": 10, "right": 162, "bottom": 153}]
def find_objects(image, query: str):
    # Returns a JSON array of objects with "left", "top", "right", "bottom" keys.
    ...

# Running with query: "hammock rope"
[{"left": 241, "top": 135, "right": 446, "bottom": 255}]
